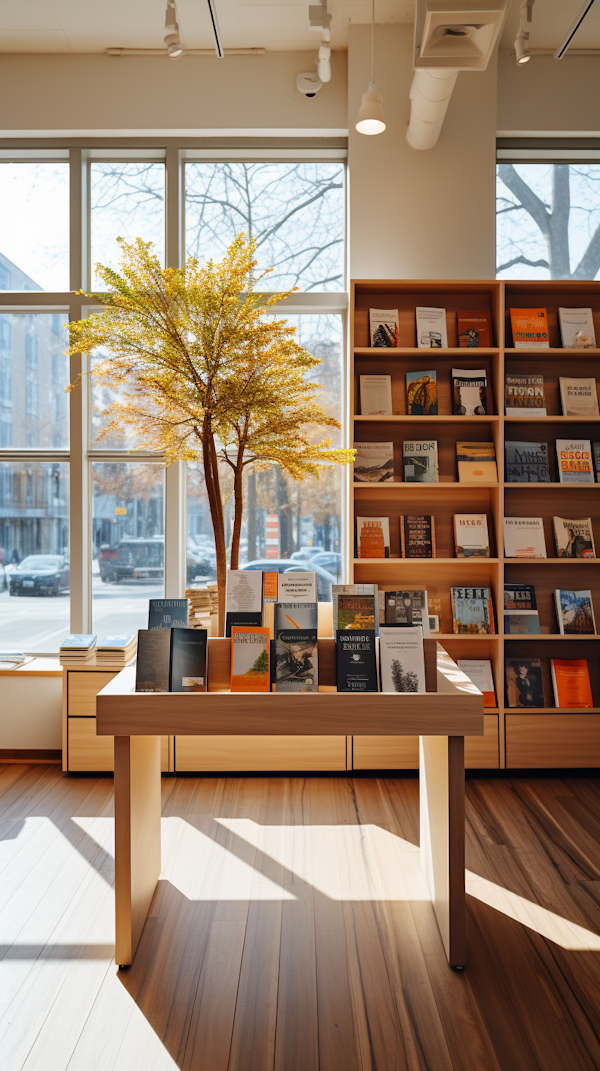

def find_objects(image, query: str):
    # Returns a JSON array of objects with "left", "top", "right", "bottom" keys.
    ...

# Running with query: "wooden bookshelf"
[{"left": 350, "top": 279, "right": 600, "bottom": 770}]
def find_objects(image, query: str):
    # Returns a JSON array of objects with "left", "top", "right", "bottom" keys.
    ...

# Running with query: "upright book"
[
  {"left": 505, "top": 658, "right": 545, "bottom": 708},
  {"left": 336, "top": 630, "right": 378, "bottom": 692},
  {"left": 226, "top": 570, "right": 263, "bottom": 613},
  {"left": 558, "top": 307, "right": 596, "bottom": 349},
  {"left": 169, "top": 628, "right": 208, "bottom": 692},
  {"left": 504, "top": 584, "right": 540, "bottom": 635},
  {"left": 360, "top": 374, "right": 393, "bottom": 415},
  {"left": 274, "top": 602, "right": 318, "bottom": 632},
  {"left": 456, "top": 441, "right": 497, "bottom": 483},
  {"left": 505, "top": 441, "right": 550, "bottom": 484},
  {"left": 509, "top": 308, "right": 549, "bottom": 349},
  {"left": 505, "top": 372, "right": 546, "bottom": 416},
  {"left": 148, "top": 599, "right": 188, "bottom": 630},
  {"left": 559, "top": 377, "right": 599, "bottom": 417},
  {"left": 593, "top": 442, "right": 600, "bottom": 482},
  {"left": 384, "top": 590, "right": 430, "bottom": 635},
  {"left": 554, "top": 590, "right": 596, "bottom": 636},
  {"left": 405, "top": 370, "right": 438, "bottom": 415},
  {"left": 453, "top": 514, "right": 490, "bottom": 557},
  {"left": 400, "top": 515, "right": 436, "bottom": 558},
  {"left": 556, "top": 439, "right": 594, "bottom": 484},
  {"left": 275, "top": 629, "right": 318, "bottom": 692},
  {"left": 369, "top": 308, "right": 399, "bottom": 347},
  {"left": 504, "top": 584, "right": 537, "bottom": 611},
  {"left": 356, "top": 517, "right": 390, "bottom": 558},
  {"left": 135, "top": 630, "right": 170, "bottom": 692},
  {"left": 278, "top": 572, "right": 317, "bottom": 602},
  {"left": 504, "top": 517, "right": 547, "bottom": 558},
  {"left": 336, "top": 594, "right": 377, "bottom": 631},
  {"left": 230, "top": 626, "right": 270, "bottom": 693},
  {"left": 416, "top": 307, "right": 448, "bottom": 349},
  {"left": 353, "top": 441, "right": 394, "bottom": 483},
  {"left": 456, "top": 310, "right": 492, "bottom": 347},
  {"left": 402, "top": 440, "right": 438, "bottom": 483},
  {"left": 379, "top": 626, "right": 426, "bottom": 693},
  {"left": 456, "top": 660, "right": 496, "bottom": 707},
  {"left": 551, "top": 659, "right": 593, "bottom": 708},
  {"left": 451, "top": 368, "right": 488, "bottom": 415},
  {"left": 451, "top": 587, "right": 495, "bottom": 635},
  {"left": 332, "top": 584, "right": 379, "bottom": 637},
  {"left": 553, "top": 516, "right": 596, "bottom": 558}
]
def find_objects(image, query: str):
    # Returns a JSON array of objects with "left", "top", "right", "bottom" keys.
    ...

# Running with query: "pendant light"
[{"left": 355, "top": 0, "right": 386, "bottom": 135}]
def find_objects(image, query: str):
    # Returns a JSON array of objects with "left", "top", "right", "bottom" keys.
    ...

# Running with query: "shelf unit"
[{"left": 350, "top": 279, "right": 600, "bottom": 770}]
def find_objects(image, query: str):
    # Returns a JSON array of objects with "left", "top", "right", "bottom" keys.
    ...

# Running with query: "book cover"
[
  {"left": 275, "top": 629, "right": 318, "bottom": 692},
  {"left": 593, "top": 442, "right": 600, "bottom": 482},
  {"left": 148, "top": 599, "right": 188, "bottom": 630},
  {"left": 457, "top": 310, "right": 492, "bottom": 348},
  {"left": 226, "top": 569, "right": 263, "bottom": 614},
  {"left": 453, "top": 514, "right": 490, "bottom": 557},
  {"left": 503, "top": 517, "right": 547, "bottom": 558},
  {"left": 402, "top": 440, "right": 439, "bottom": 483},
  {"left": 135, "top": 629, "right": 170, "bottom": 692},
  {"left": 336, "top": 594, "right": 377, "bottom": 631},
  {"left": 451, "top": 368, "right": 488, "bottom": 416},
  {"left": 360, "top": 374, "right": 393, "bottom": 415},
  {"left": 379, "top": 626, "right": 426, "bottom": 693},
  {"left": 416, "top": 307, "right": 448, "bottom": 349},
  {"left": 277, "top": 572, "right": 317, "bottom": 603},
  {"left": 553, "top": 516, "right": 596, "bottom": 558},
  {"left": 509, "top": 308, "right": 549, "bottom": 349},
  {"left": 400, "top": 515, "right": 436, "bottom": 558},
  {"left": 336, "top": 630, "right": 378, "bottom": 692},
  {"left": 230, "top": 626, "right": 270, "bottom": 692},
  {"left": 551, "top": 659, "right": 593, "bottom": 708},
  {"left": 504, "top": 613, "right": 541, "bottom": 635},
  {"left": 369, "top": 308, "right": 399, "bottom": 348},
  {"left": 504, "top": 584, "right": 537, "bottom": 611},
  {"left": 559, "top": 377, "right": 599, "bottom": 418},
  {"left": 274, "top": 602, "right": 318, "bottom": 632},
  {"left": 456, "top": 441, "right": 497, "bottom": 483},
  {"left": 225, "top": 611, "right": 263, "bottom": 638},
  {"left": 169, "top": 628, "right": 208, "bottom": 692},
  {"left": 450, "top": 587, "right": 495, "bottom": 635},
  {"left": 406, "top": 370, "right": 438, "bottom": 415},
  {"left": 356, "top": 517, "right": 390, "bottom": 559},
  {"left": 353, "top": 441, "right": 395, "bottom": 483},
  {"left": 556, "top": 439, "right": 594, "bottom": 484},
  {"left": 263, "top": 572, "right": 278, "bottom": 602},
  {"left": 384, "top": 590, "right": 430, "bottom": 635},
  {"left": 505, "top": 658, "right": 545, "bottom": 708},
  {"left": 456, "top": 659, "right": 496, "bottom": 707},
  {"left": 60, "top": 634, "right": 96, "bottom": 650},
  {"left": 333, "top": 584, "right": 379, "bottom": 637},
  {"left": 554, "top": 590, "right": 596, "bottom": 636},
  {"left": 96, "top": 633, "right": 135, "bottom": 651},
  {"left": 558, "top": 307, "right": 596, "bottom": 349},
  {"left": 505, "top": 441, "right": 551, "bottom": 484},
  {"left": 504, "top": 373, "right": 546, "bottom": 416}
]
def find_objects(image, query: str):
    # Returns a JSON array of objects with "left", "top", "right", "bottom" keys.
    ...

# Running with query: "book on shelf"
[
  {"left": 504, "top": 612, "right": 541, "bottom": 635},
  {"left": 504, "top": 584, "right": 537, "bottom": 611},
  {"left": 277, "top": 572, "right": 317, "bottom": 603},
  {"left": 551, "top": 659, "right": 593, "bottom": 708},
  {"left": 336, "top": 594, "right": 377, "bottom": 631},
  {"left": 336, "top": 630, "right": 378, "bottom": 692},
  {"left": 332, "top": 584, "right": 379, "bottom": 636},
  {"left": 451, "top": 368, "right": 488, "bottom": 416},
  {"left": 226, "top": 569, "right": 263, "bottom": 613},
  {"left": 416, "top": 306, "right": 448, "bottom": 349},
  {"left": 554, "top": 590, "right": 596, "bottom": 636},
  {"left": 456, "top": 441, "right": 497, "bottom": 483},
  {"left": 169, "top": 628, "right": 208, "bottom": 692},
  {"left": 274, "top": 602, "right": 318, "bottom": 632},
  {"left": 360, "top": 374, "right": 393, "bottom": 416},
  {"left": 504, "top": 373, "right": 546, "bottom": 417},
  {"left": 503, "top": 517, "right": 547, "bottom": 558},
  {"left": 556, "top": 439, "right": 594, "bottom": 484},
  {"left": 400, "top": 515, "right": 436, "bottom": 558},
  {"left": 225, "top": 612, "right": 263, "bottom": 638},
  {"left": 509, "top": 307, "right": 549, "bottom": 349},
  {"left": 356, "top": 517, "right": 390, "bottom": 559},
  {"left": 505, "top": 658, "right": 545, "bottom": 708},
  {"left": 135, "top": 629, "right": 170, "bottom": 692},
  {"left": 457, "top": 310, "right": 492, "bottom": 348},
  {"left": 553, "top": 516, "right": 596, "bottom": 558},
  {"left": 429, "top": 615, "right": 440, "bottom": 633},
  {"left": 450, "top": 587, "right": 495, "bottom": 635},
  {"left": 230, "top": 626, "right": 270, "bottom": 693},
  {"left": 379, "top": 626, "right": 426, "bottom": 693},
  {"left": 148, "top": 599, "right": 188, "bottom": 630},
  {"left": 456, "top": 659, "right": 496, "bottom": 707},
  {"left": 453, "top": 514, "right": 490, "bottom": 557},
  {"left": 369, "top": 308, "right": 399, "bottom": 348},
  {"left": 353, "top": 441, "right": 394, "bottom": 483},
  {"left": 593, "top": 442, "right": 600, "bottom": 482},
  {"left": 263, "top": 572, "right": 278, "bottom": 603},
  {"left": 275, "top": 629, "right": 318, "bottom": 693},
  {"left": 405, "top": 370, "right": 438, "bottom": 415},
  {"left": 559, "top": 377, "right": 599, "bottom": 418},
  {"left": 558, "top": 307, "right": 596, "bottom": 349},
  {"left": 505, "top": 441, "right": 551, "bottom": 484},
  {"left": 384, "top": 590, "right": 430, "bottom": 635},
  {"left": 402, "top": 440, "right": 439, "bottom": 483}
]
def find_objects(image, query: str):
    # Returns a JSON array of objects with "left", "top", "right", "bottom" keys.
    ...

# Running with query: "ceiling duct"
[{"left": 406, "top": 0, "right": 508, "bottom": 150}]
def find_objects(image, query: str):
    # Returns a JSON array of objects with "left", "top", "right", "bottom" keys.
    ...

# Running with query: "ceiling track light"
[
  {"left": 206, "top": 0, "right": 225, "bottom": 59},
  {"left": 164, "top": 0, "right": 185, "bottom": 58},
  {"left": 555, "top": 0, "right": 597, "bottom": 60},
  {"left": 514, "top": 0, "right": 533, "bottom": 65},
  {"left": 356, "top": 0, "right": 386, "bottom": 134}
]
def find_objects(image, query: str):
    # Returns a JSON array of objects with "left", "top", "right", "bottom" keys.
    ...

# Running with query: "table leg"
[
  {"left": 114, "top": 735, "right": 161, "bottom": 967},
  {"left": 419, "top": 735, "right": 466, "bottom": 968}
]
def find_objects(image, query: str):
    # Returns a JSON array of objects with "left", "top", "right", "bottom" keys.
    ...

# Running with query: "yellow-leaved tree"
[{"left": 67, "top": 235, "right": 353, "bottom": 633}]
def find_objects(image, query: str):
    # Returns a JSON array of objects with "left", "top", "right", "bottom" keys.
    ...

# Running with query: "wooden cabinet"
[
  {"left": 175, "top": 735, "right": 347, "bottom": 772},
  {"left": 353, "top": 715, "right": 498, "bottom": 770},
  {"left": 506, "top": 714, "right": 600, "bottom": 768},
  {"left": 68, "top": 716, "right": 115, "bottom": 772}
]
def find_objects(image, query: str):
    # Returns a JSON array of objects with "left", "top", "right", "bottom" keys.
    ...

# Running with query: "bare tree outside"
[{"left": 497, "top": 163, "right": 600, "bottom": 279}]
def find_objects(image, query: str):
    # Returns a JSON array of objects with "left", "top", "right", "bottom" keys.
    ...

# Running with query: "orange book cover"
[
  {"left": 509, "top": 308, "right": 549, "bottom": 349},
  {"left": 457, "top": 310, "right": 492, "bottom": 348},
  {"left": 230, "top": 626, "right": 270, "bottom": 692},
  {"left": 551, "top": 658, "right": 593, "bottom": 708}
]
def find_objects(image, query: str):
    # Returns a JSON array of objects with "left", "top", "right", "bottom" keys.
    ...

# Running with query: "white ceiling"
[{"left": 0, "top": 0, "right": 598, "bottom": 53}]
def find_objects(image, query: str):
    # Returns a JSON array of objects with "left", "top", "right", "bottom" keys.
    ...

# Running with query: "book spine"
[
  {"left": 431, "top": 517, "right": 436, "bottom": 558},
  {"left": 400, "top": 517, "right": 406, "bottom": 558}
]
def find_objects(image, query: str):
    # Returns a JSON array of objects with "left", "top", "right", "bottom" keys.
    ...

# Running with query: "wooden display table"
[{"left": 96, "top": 639, "right": 483, "bottom": 970}]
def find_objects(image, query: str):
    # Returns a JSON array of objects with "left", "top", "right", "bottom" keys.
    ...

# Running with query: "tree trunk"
[
  {"left": 230, "top": 452, "right": 244, "bottom": 571},
  {"left": 202, "top": 420, "right": 227, "bottom": 635},
  {"left": 548, "top": 165, "right": 572, "bottom": 279},
  {"left": 246, "top": 467, "right": 257, "bottom": 563},
  {"left": 275, "top": 465, "right": 292, "bottom": 558}
]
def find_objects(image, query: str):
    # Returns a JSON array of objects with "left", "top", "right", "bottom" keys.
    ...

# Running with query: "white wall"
[
  {"left": 498, "top": 54, "right": 600, "bottom": 135},
  {"left": 0, "top": 674, "right": 62, "bottom": 749},
  {"left": 348, "top": 24, "right": 497, "bottom": 280}
]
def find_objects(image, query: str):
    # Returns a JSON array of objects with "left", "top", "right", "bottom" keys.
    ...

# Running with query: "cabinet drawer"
[
  {"left": 353, "top": 716, "right": 499, "bottom": 770},
  {"left": 68, "top": 717, "right": 114, "bottom": 772},
  {"left": 465, "top": 715, "right": 499, "bottom": 769},
  {"left": 67, "top": 672, "right": 118, "bottom": 717},
  {"left": 506, "top": 714, "right": 600, "bottom": 768},
  {"left": 175, "top": 735, "right": 346, "bottom": 772}
]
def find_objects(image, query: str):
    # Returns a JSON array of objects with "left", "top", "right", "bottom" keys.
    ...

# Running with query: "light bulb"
[
  {"left": 355, "top": 82, "right": 386, "bottom": 135},
  {"left": 514, "top": 29, "right": 531, "bottom": 64}
]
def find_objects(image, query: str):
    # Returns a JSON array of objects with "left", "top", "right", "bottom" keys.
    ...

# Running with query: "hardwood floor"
[{"left": 1, "top": 766, "right": 600, "bottom": 1070}]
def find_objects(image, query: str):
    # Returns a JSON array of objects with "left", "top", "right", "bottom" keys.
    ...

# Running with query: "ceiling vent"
[{"left": 414, "top": 0, "right": 508, "bottom": 70}]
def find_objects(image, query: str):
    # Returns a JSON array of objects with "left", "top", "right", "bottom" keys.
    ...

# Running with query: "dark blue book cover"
[
  {"left": 169, "top": 628, "right": 208, "bottom": 691},
  {"left": 336, "top": 630, "right": 377, "bottom": 692},
  {"left": 226, "top": 611, "right": 263, "bottom": 638},
  {"left": 148, "top": 599, "right": 188, "bottom": 630}
]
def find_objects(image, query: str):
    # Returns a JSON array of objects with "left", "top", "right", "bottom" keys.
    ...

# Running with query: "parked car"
[
  {"left": 100, "top": 538, "right": 164, "bottom": 584},
  {"left": 243, "top": 558, "right": 337, "bottom": 601},
  {"left": 289, "top": 547, "right": 328, "bottom": 562},
  {"left": 310, "top": 552, "right": 342, "bottom": 576},
  {"left": 8, "top": 554, "right": 70, "bottom": 597}
]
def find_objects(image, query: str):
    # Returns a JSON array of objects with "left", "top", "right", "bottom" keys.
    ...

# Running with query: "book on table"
[
  {"left": 453, "top": 514, "right": 490, "bottom": 557},
  {"left": 456, "top": 309, "right": 492, "bottom": 348},
  {"left": 277, "top": 572, "right": 317, "bottom": 602},
  {"left": 95, "top": 634, "right": 137, "bottom": 664},
  {"left": 503, "top": 517, "right": 547, "bottom": 559},
  {"left": 551, "top": 659, "right": 593, "bottom": 708},
  {"left": 451, "top": 368, "right": 488, "bottom": 416},
  {"left": 456, "top": 659, "right": 496, "bottom": 708},
  {"left": 148, "top": 599, "right": 188, "bottom": 630},
  {"left": 336, "top": 630, "right": 378, "bottom": 693},
  {"left": 379, "top": 626, "right": 426, "bottom": 693},
  {"left": 405, "top": 370, "right": 438, "bottom": 415},
  {"left": 59, "top": 634, "right": 97, "bottom": 663},
  {"left": 416, "top": 307, "right": 448, "bottom": 349},
  {"left": 451, "top": 587, "right": 495, "bottom": 634},
  {"left": 505, "top": 658, "right": 545, "bottom": 708},
  {"left": 505, "top": 441, "right": 550, "bottom": 484},
  {"left": 360, "top": 374, "right": 393, "bottom": 415},
  {"left": 504, "top": 372, "right": 546, "bottom": 417},
  {"left": 509, "top": 308, "right": 549, "bottom": 349},
  {"left": 353, "top": 441, "right": 395, "bottom": 483},
  {"left": 169, "top": 628, "right": 208, "bottom": 692},
  {"left": 456, "top": 441, "right": 497, "bottom": 483},
  {"left": 274, "top": 602, "right": 318, "bottom": 632},
  {"left": 275, "top": 628, "right": 318, "bottom": 693},
  {"left": 225, "top": 612, "right": 263, "bottom": 638},
  {"left": 336, "top": 594, "right": 377, "bottom": 631},
  {"left": 400, "top": 515, "right": 436, "bottom": 558},
  {"left": 402, "top": 440, "right": 439, "bottom": 483},
  {"left": 356, "top": 517, "right": 390, "bottom": 558},
  {"left": 332, "top": 584, "right": 379, "bottom": 636},
  {"left": 559, "top": 377, "right": 599, "bottom": 418},
  {"left": 553, "top": 516, "right": 596, "bottom": 558},
  {"left": 554, "top": 590, "right": 596, "bottom": 636},
  {"left": 558, "top": 307, "right": 597, "bottom": 349},
  {"left": 369, "top": 308, "right": 399, "bottom": 347},
  {"left": 556, "top": 439, "right": 594, "bottom": 484},
  {"left": 226, "top": 569, "right": 263, "bottom": 612},
  {"left": 230, "top": 626, "right": 271, "bottom": 693},
  {"left": 384, "top": 590, "right": 430, "bottom": 635},
  {"left": 135, "top": 630, "right": 170, "bottom": 692}
]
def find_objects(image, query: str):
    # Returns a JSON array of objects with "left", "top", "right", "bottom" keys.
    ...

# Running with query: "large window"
[{"left": 0, "top": 147, "right": 347, "bottom": 649}]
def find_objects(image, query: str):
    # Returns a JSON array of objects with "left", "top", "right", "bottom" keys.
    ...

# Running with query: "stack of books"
[
  {"left": 59, "top": 635, "right": 97, "bottom": 665},
  {"left": 185, "top": 586, "right": 219, "bottom": 634},
  {"left": 95, "top": 634, "right": 137, "bottom": 666},
  {"left": 0, "top": 651, "right": 27, "bottom": 670}
]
